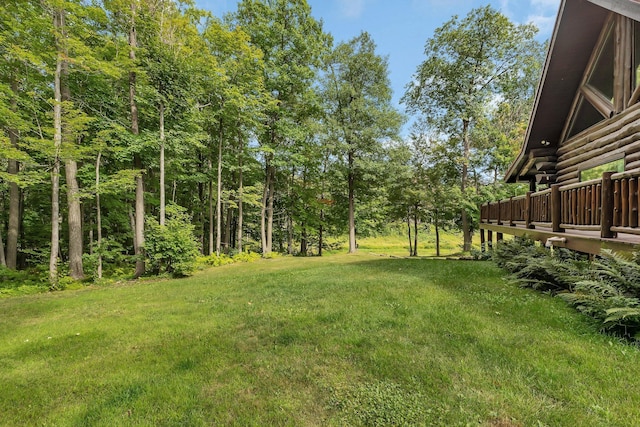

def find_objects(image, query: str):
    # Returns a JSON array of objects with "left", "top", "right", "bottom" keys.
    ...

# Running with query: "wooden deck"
[{"left": 480, "top": 169, "right": 640, "bottom": 254}]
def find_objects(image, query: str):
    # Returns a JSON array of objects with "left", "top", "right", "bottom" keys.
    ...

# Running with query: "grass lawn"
[{"left": 1, "top": 254, "right": 640, "bottom": 426}]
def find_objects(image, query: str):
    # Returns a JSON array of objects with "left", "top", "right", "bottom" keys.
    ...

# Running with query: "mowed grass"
[{"left": 1, "top": 254, "right": 640, "bottom": 426}]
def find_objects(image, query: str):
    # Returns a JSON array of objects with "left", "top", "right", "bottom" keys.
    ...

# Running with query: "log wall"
[{"left": 556, "top": 102, "right": 640, "bottom": 183}]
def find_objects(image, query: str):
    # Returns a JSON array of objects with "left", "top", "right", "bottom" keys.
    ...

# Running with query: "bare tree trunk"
[
  {"left": 216, "top": 119, "right": 223, "bottom": 256},
  {"left": 461, "top": 118, "right": 472, "bottom": 252},
  {"left": 287, "top": 214, "right": 293, "bottom": 255},
  {"left": 65, "top": 158, "right": 84, "bottom": 280},
  {"left": 159, "top": 101, "right": 165, "bottom": 226},
  {"left": 407, "top": 212, "right": 412, "bottom": 256},
  {"left": 129, "top": 209, "right": 137, "bottom": 249},
  {"left": 208, "top": 159, "right": 214, "bottom": 255},
  {"left": 413, "top": 205, "right": 419, "bottom": 257},
  {"left": 435, "top": 208, "right": 441, "bottom": 257},
  {"left": 348, "top": 150, "right": 356, "bottom": 253},
  {"left": 130, "top": 3, "right": 144, "bottom": 278},
  {"left": 260, "top": 163, "right": 269, "bottom": 255},
  {"left": 267, "top": 166, "right": 274, "bottom": 254},
  {"left": 95, "top": 152, "right": 103, "bottom": 279},
  {"left": 50, "top": 8, "right": 64, "bottom": 287},
  {"left": 224, "top": 203, "right": 232, "bottom": 253},
  {"left": 6, "top": 78, "right": 20, "bottom": 270},
  {"left": 237, "top": 135, "right": 243, "bottom": 253}
]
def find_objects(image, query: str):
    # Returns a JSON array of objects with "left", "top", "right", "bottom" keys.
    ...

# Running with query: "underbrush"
[
  {"left": 196, "top": 251, "right": 262, "bottom": 268},
  {"left": 0, "top": 266, "right": 49, "bottom": 297},
  {"left": 493, "top": 238, "right": 640, "bottom": 340}
]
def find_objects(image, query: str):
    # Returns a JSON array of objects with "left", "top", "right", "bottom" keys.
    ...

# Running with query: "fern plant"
[{"left": 492, "top": 239, "right": 640, "bottom": 341}]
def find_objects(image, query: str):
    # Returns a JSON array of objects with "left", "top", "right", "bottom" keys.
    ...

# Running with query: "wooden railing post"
[
  {"left": 525, "top": 191, "right": 533, "bottom": 229},
  {"left": 601, "top": 172, "right": 616, "bottom": 238},
  {"left": 497, "top": 200, "right": 501, "bottom": 225},
  {"left": 551, "top": 184, "right": 563, "bottom": 233},
  {"left": 509, "top": 196, "right": 514, "bottom": 226}
]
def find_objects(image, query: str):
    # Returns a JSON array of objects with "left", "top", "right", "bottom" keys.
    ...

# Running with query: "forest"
[{"left": 0, "top": 0, "right": 545, "bottom": 287}]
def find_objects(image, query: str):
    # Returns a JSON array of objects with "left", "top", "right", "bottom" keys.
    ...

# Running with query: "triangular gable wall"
[{"left": 504, "top": 0, "right": 640, "bottom": 184}]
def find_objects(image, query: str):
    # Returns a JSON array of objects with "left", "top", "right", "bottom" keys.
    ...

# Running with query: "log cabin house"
[{"left": 480, "top": 0, "right": 640, "bottom": 254}]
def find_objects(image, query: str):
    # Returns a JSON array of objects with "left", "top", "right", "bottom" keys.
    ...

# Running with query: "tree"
[
  {"left": 403, "top": 6, "right": 543, "bottom": 251},
  {"left": 322, "top": 31, "right": 403, "bottom": 253},
  {"left": 200, "top": 18, "right": 268, "bottom": 256},
  {"left": 231, "top": 0, "right": 328, "bottom": 256}
]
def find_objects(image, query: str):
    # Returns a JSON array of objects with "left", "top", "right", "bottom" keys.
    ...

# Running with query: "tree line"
[{"left": 0, "top": 0, "right": 544, "bottom": 286}]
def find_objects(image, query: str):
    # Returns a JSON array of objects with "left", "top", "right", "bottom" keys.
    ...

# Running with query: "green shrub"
[
  {"left": 145, "top": 204, "right": 200, "bottom": 277},
  {"left": 0, "top": 266, "right": 48, "bottom": 296},
  {"left": 233, "top": 251, "right": 260, "bottom": 263},
  {"left": 197, "top": 253, "right": 235, "bottom": 267}
]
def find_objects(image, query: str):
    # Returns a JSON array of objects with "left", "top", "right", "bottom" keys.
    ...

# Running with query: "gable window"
[
  {"left": 567, "top": 97, "right": 608, "bottom": 139},
  {"left": 587, "top": 24, "right": 615, "bottom": 103},
  {"left": 562, "top": 15, "right": 635, "bottom": 142}
]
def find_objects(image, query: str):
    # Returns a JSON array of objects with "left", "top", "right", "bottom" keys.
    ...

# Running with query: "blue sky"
[{"left": 195, "top": 0, "right": 561, "bottom": 133}]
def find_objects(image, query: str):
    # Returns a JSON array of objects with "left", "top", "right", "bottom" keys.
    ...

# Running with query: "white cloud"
[
  {"left": 527, "top": 13, "right": 556, "bottom": 34},
  {"left": 336, "top": 0, "right": 366, "bottom": 19}
]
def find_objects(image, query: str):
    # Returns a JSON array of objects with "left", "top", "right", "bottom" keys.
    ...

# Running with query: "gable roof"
[{"left": 505, "top": 0, "right": 640, "bottom": 183}]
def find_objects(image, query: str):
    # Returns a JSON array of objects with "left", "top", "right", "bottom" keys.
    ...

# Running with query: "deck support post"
[
  {"left": 525, "top": 191, "right": 533, "bottom": 229},
  {"left": 551, "top": 184, "right": 563, "bottom": 233},
  {"left": 480, "top": 228, "right": 486, "bottom": 252},
  {"left": 602, "top": 172, "right": 616, "bottom": 238},
  {"left": 509, "top": 196, "right": 515, "bottom": 226},
  {"left": 487, "top": 230, "right": 493, "bottom": 250}
]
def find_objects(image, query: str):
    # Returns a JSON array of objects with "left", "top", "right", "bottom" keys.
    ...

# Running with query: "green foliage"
[
  {"left": 197, "top": 253, "right": 235, "bottom": 267},
  {"left": 145, "top": 204, "right": 200, "bottom": 277},
  {"left": 0, "top": 265, "right": 48, "bottom": 297},
  {"left": 493, "top": 239, "right": 640, "bottom": 339},
  {"left": 232, "top": 251, "right": 261, "bottom": 263},
  {"left": 196, "top": 251, "right": 261, "bottom": 268}
]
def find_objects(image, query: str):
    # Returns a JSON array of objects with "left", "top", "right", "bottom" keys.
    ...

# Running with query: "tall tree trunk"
[
  {"left": 300, "top": 223, "right": 307, "bottom": 256},
  {"left": 216, "top": 119, "right": 223, "bottom": 256},
  {"left": 95, "top": 152, "right": 103, "bottom": 279},
  {"left": 208, "top": 158, "right": 214, "bottom": 255},
  {"left": 59, "top": 34, "right": 84, "bottom": 281},
  {"left": 260, "top": 163, "right": 270, "bottom": 255},
  {"left": 413, "top": 204, "right": 419, "bottom": 257},
  {"left": 130, "top": 2, "right": 144, "bottom": 277},
  {"left": 50, "top": 8, "right": 64, "bottom": 287},
  {"left": 65, "top": 158, "right": 84, "bottom": 279},
  {"left": 407, "top": 212, "right": 412, "bottom": 256},
  {"left": 267, "top": 166, "right": 274, "bottom": 254},
  {"left": 461, "top": 118, "right": 472, "bottom": 252},
  {"left": 348, "top": 150, "right": 356, "bottom": 253},
  {"left": 287, "top": 214, "right": 293, "bottom": 255},
  {"left": 159, "top": 101, "right": 165, "bottom": 226},
  {"left": 435, "top": 208, "right": 441, "bottom": 257},
  {"left": 224, "top": 203, "right": 232, "bottom": 253},
  {"left": 237, "top": 133, "right": 243, "bottom": 253},
  {"left": 6, "top": 77, "right": 20, "bottom": 270}
]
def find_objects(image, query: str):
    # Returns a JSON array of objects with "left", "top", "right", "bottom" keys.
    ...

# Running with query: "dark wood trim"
[{"left": 480, "top": 222, "right": 640, "bottom": 255}]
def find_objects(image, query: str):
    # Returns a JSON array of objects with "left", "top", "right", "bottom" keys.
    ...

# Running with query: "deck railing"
[{"left": 480, "top": 169, "right": 640, "bottom": 238}]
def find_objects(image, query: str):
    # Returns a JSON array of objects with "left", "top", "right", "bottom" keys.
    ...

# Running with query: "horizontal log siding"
[{"left": 556, "top": 103, "right": 640, "bottom": 183}]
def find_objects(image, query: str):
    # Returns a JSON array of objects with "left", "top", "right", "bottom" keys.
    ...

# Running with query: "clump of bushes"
[
  {"left": 145, "top": 204, "right": 200, "bottom": 277},
  {"left": 493, "top": 238, "right": 640, "bottom": 340},
  {"left": 0, "top": 266, "right": 49, "bottom": 297},
  {"left": 197, "top": 251, "right": 261, "bottom": 268}
]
